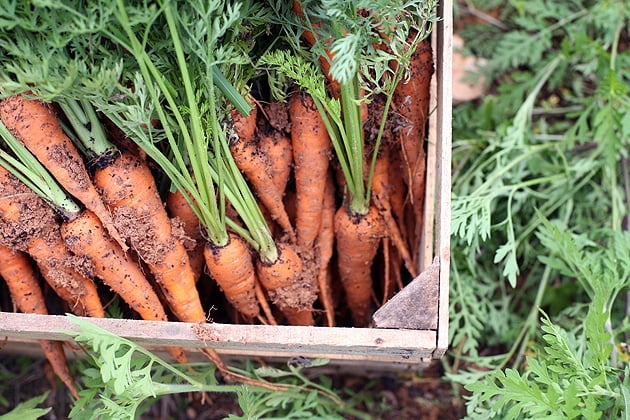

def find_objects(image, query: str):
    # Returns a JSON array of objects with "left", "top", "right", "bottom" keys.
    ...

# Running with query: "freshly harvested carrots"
[
  {"left": 391, "top": 38, "right": 433, "bottom": 260},
  {"left": 60, "top": 210, "right": 188, "bottom": 363},
  {"left": 371, "top": 149, "right": 418, "bottom": 278},
  {"left": 288, "top": 92, "right": 332, "bottom": 250},
  {"left": 315, "top": 172, "right": 337, "bottom": 327},
  {"left": 256, "top": 242, "right": 316, "bottom": 326},
  {"left": 230, "top": 106, "right": 295, "bottom": 243},
  {"left": 0, "top": 245, "right": 47, "bottom": 315},
  {"left": 167, "top": 189, "right": 206, "bottom": 283},
  {"left": 0, "top": 165, "right": 104, "bottom": 318},
  {"left": 0, "top": 94, "right": 126, "bottom": 252},
  {"left": 259, "top": 129, "right": 293, "bottom": 202},
  {"left": 203, "top": 233, "right": 259, "bottom": 321},
  {"left": 334, "top": 204, "right": 384, "bottom": 327},
  {"left": 0, "top": 245, "right": 79, "bottom": 399},
  {"left": 92, "top": 150, "right": 204, "bottom": 324}
]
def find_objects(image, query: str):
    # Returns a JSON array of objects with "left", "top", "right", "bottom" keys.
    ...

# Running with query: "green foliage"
[
  {"left": 464, "top": 224, "right": 630, "bottom": 418},
  {"left": 64, "top": 316, "right": 371, "bottom": 419},
  {"left": 448, "top": 0, "right": 630, "bottom": 416},
  {"left": 65, "top": 315, "right": 239, "bottom": 419},
  {"left": 0, "top": 393, "right": 50, "bottom": 420},
  {"left": 226, "top": 358, "right": 370, "bottom": 419}
]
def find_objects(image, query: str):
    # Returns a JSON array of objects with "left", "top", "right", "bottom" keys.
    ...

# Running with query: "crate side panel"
[
  {"left": 0, "top": 312, "right": 436, "bottom": 363},
  {"left": 434, "top": 0, "right": 453, "bottom": 358}
]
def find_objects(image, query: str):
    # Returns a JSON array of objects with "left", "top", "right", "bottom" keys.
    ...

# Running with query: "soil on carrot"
[
  {"left": 170, "top": 216, "right": 198, "bottom": 253},
  {"left": 262, "top": 101, "right": 290, "bottom": 133},
  {"left": 365, "top": 95, "right": 395, "bottom": 147},
  {"left": 48, "top": 143, "right": 90, "bottom": 192},
  {"left": 110, "top": 205, "right": 176, "bottom": 265},
  {"left": 0, "top": 176, "right": 59, "bottom": 250}
]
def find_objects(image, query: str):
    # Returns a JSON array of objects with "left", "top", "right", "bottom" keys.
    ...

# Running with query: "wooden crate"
[{"left": 0, "top": 1, "right": 452, "bottom": 371}]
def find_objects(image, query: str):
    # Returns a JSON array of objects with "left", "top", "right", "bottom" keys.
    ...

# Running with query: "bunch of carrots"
[{"left": 0, "top": 0, "right": 437, "bottom": 396}]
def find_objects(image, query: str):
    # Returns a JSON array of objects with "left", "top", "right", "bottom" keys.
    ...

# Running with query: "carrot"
[
  {"left": 391, "top": 39, "right": 433, "bottom": 258},
  {"left": 259, "top": 102, "right": 293, "bottom": 198},
  {"left": 315, "top": 172, "right": 336, "bottom": 327},
  {"left": 0, "top": 245, "right": 47, "bottom": 315},
  {"left": 292, "top": 1, "right": 341, "bottom": 98},
  {"left": 288, "top": 92, "right": 332, "bottom": 250},
  {"left": 203, "top": 233, "right": 259, "bottom": 321},
  {"left": 371, "top": 149, "right": 418, "bottom": 277},
  {"left": 60, "top": 210, "right": 188, "bottom": 363},
  {"left": 0, "top": 245, "right": 79, "bottom": 399},
  {"left": 386, "top": 145, "right": 410, "bottom": 248},
  {"left": 28, "top": 238, "right": 105, "bottom": 318},
  {"left": 0, "top": 165, "right": 104, "bottom": 318},
  {"left": 255, "top": 280, "right": 278, "bottom": 325},
  {"left": 259, "top": 129, "right": 293, "bottom": 201},
  {"left": 256, "top": 242, "right": 316, "bottom": 326},
  {"left": 334, "top": 204, "right": 384, "bottom": 327},
  {"left": 230, "top": 107, "right": 296, "bottom": 243},
  {"left": 92, "top": 152, "right": 267, "bottom": 383},
  {"left": 0, "top": 94, "right": 126, "bottom": 252},
  {"left": 91, "top": 150, "right": 204, "bottom": 324},
  {"left": 167, "top": 189, "right": 206, "bottom": 283}
]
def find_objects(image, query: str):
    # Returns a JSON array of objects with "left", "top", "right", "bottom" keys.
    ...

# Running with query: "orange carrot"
[
  {"left": 256, "top": 243, "right": 316, "bottom": 326},
  {"left": 91, "top": 150, "right": 251, "bottom": 375},
  {"left": 0, "top": 94, "right": 126, "bottom": 252},
  {"left": 334, "top": 204, "right": 384, "bottom": 327},
  {"left": 391, "top": 39, "right": 433, "bottom": 259},
  {"left": 92, "top": 150, "right": 204, "bottom": 324},
  {"left": 0, "top": 246, "right": 47, "bottom": 315},
  {"left": 90, "top": 149, "right": 261, "bottom": 380},
  {"left": 315, "top": 172, "right": 336, "bottom": 327},
  {"left": 60, "top": 210, "right": 188, "bottom": 363},
  {"left": 255, "top": 280, "right": 278, "bottom": 325},
  {"left": 0, "top": 245, "right": 79, "bottom": 399},
  {"left": 371, "top": 150, "right": 418, "bottom": 277},
  {"left": 230, "top": 107, "right": 296, "bottom": 242},
  {"left": 259, "top": 129, "right": 293, "bottom": 200},
  {"left": 167, "top": 189, "right": 206, "bottom": 283},
  {"left": 203, "top": 233, "right": 259, "bottom": 321},
  {"left": 259, "top": 102, "right": 293, "bottom": 199},
  {"left": 288, "top": 92, "right": 332, "bottom": 250},
  {"left": 28, "top": 238, "right": 104, "bottom": 318},
  {"left": 0, "top": 165, "right": 104, "bottom": 318}
]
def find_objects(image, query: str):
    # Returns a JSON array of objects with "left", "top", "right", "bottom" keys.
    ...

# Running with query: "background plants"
[{"left": 447, "top": 0, "right": 629, "bottom": 417}]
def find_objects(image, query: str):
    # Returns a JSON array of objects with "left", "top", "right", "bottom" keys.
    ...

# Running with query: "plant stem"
[{"left": 340, "top": 77, "right": 368, "bottom": 215}]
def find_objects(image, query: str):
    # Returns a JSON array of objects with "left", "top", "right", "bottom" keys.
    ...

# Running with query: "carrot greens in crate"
[{"left": 261, "top": 0, "right": 438, "bottom": 326}]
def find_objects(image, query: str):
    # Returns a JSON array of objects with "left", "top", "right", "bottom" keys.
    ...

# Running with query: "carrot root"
[
  {"left": 0, "top": 95, "right": 127, "bottom": 252},
  {"left": 93, "top": 151, "right": 204, "bottom": 324},
  {"left": 203, "top": 233, "right": 259, "bottom": 321},
  {"left": 334, "top": 205, "right": 383, "bottom": 327},
  {"left": 288, "top": 92, "right": 331, "bottom": 250}
]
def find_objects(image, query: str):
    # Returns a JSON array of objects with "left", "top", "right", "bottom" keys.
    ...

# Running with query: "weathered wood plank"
[
  {"left": 372, "top": 258, "right": 440, "bottom": 330},
  {"left": 434, "top": 0, "right": 453, "bottom": 358},
  {"left": 0, "top": 312, "right": 437, "bottom": 364}
]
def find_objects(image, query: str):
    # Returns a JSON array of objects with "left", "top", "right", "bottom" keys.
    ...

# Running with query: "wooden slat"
[
  {"left": 0, "top": 312, "right": 436, "bottom": 364},
  {"left": 434, "top": 0, "right": 453, "bottom": 358}
]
